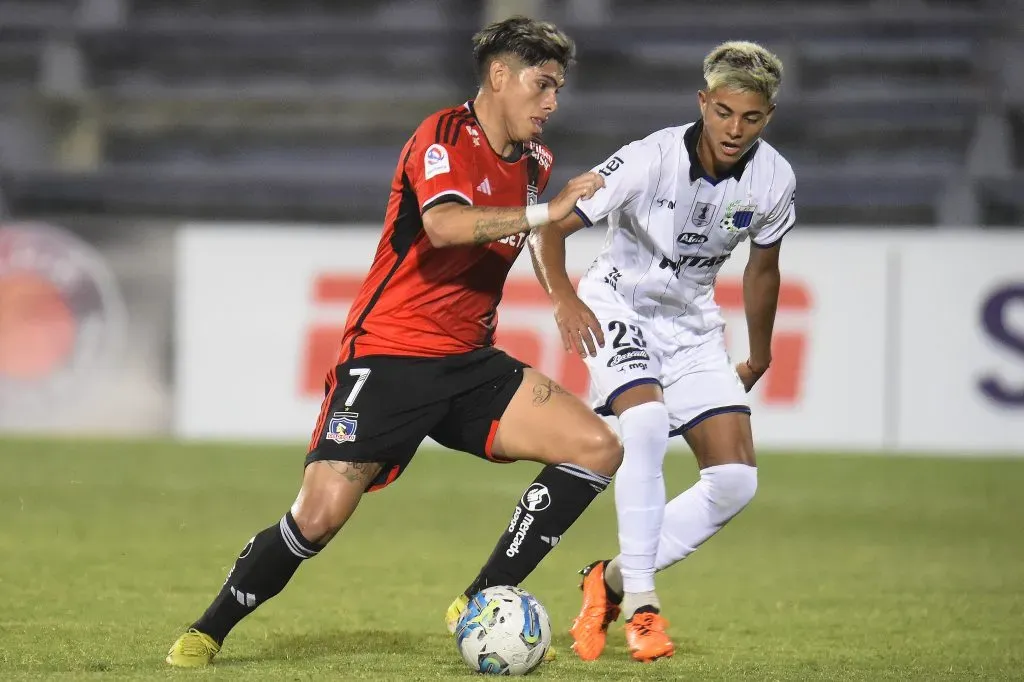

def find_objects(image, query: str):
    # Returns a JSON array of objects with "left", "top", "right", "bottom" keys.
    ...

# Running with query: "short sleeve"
[
  {"left": 407, "top": 121, "right": 476, "bottom": 214},
  {"left": 574, "top": 140, "right": 652, "bottom": 227},
  {"left": 751, "top": 167, "right": 796, "bottom": 248}
]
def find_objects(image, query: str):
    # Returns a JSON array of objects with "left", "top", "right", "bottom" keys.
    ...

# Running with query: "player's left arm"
[
  {"left": 738, "top": 169, "right": 796, "bottom": 391},
  {"left": 741, "top": 241, "right": 781, "bottom": 388}
]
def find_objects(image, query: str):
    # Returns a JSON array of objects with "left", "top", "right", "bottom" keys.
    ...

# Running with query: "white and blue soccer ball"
[{"left": 455, "top": 585, "right": 551, "bottom": 676}]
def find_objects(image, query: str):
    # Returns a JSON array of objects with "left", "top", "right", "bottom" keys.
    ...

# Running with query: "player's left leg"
[
  {"left": 651, "top": 409, "right": 757, "bottom": 561},
  {"left": 650, "top": 410, "right": 757, "bottom": 570},
  {"left": 458, "top": 366, "right": 621, "bottom": 596},
  {"left": 603, "top": 409, "right": 756, "bottom": 584},
  {"left": 600, "top": 337, "right": 756, "bottom": 658}
]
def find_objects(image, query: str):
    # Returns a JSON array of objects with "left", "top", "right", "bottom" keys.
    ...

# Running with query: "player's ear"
[
  {"left": 763, "top": 102, "right": 777, "bottom": 126},
  {"left": 488, "top": 58, "right": 509, "bottom": 92},
  {"left": 697, "top": 89, "right": 708, "bottom": 115}
]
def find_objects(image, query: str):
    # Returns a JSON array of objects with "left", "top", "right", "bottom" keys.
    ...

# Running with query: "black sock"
[
  {"left": 192, "top": 511, "right": 321, "bottom": 644},
  {"left": 464, "top": 463, "right": 611, "bottom": 596}
]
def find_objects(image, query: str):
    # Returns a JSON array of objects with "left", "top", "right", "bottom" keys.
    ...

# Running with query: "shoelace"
[
  {"left": 181, "top": 631, "right": 217, "bottom": 656},
  {"left": 630, "top": 613, "right": 668, "bottom": 637}
]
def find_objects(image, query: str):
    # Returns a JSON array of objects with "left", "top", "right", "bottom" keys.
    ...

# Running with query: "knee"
[
  {"left": 290, "top": 501, "right": 344, "bottom": 545},
  {"left": 619, "top": 402, "right": 671, "bottom": 463},
  {"left": 703, "top": 463, "right": 757, "bottom": 521},
  {"left": 566, "top": 421, "right": 623, "bottom": 477}
]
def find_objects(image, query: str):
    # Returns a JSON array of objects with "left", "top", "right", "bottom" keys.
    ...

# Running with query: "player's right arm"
[
  {"left": 528, "top": 140, "right": 651, "bottom": 356},
  {"left": 408, "top": 114, "right": 604, "bottom": 248},
  {"left": 528, "top": 213, "right": 604, "bottom": 357},
  {"left": 423, "top": 173, "right": 604, "bottom": 247}
]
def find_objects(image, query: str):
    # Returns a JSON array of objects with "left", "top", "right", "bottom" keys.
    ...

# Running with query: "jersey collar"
[
  {"left": 465, "top": 100, "right": 526, "bottom": 163},
  {"left": 684, "top": 119, "right": 759, "bottom": 185}
]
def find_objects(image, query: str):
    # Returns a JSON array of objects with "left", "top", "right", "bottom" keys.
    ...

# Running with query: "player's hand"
[
  {"left": 553, "top": 293, "right": 605, "bottom": 357},
  {"left": 736, "top": 359, "right": 769, "bottom": 393},
  {"left": 548, "top": 172, "right": 605, "bottom": 222}
]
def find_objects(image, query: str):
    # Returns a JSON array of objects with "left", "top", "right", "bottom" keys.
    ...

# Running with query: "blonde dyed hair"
[{"left": 703, "top": 41, "right": 784, "bottom": 104}]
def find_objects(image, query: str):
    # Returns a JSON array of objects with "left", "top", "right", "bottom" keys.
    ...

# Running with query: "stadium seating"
[{"left": 0, "top": 0, "right": 1019, "bottom": 225}]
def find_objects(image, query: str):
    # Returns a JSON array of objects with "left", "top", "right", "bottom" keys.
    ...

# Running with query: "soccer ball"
[{"left": 455, "top": 585, "right": 552, "bottom": 676}]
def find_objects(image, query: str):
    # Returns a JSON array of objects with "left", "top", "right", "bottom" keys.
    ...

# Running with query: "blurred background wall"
[{"left": 1, "top": 0, "right": 1022, "bottom": 451}]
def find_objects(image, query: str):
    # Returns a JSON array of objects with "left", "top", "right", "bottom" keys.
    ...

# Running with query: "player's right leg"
[{"left": 567, "top": 287, "right": 674, "bottom": 661}]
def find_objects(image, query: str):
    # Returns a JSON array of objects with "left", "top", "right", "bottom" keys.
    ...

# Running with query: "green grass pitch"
[{"left": 1, "top": 438, "right": 1022, "bottom": 680}]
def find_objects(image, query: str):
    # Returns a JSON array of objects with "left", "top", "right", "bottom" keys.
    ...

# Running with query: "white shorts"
[{"left": 579, "top": 279, "right": 750, "bottom": 436}]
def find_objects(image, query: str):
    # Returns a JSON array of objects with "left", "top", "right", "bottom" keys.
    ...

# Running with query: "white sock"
[
  {"left": 614, "top": 402, "right": 670, "bottom": 595},
  {"left": 622, "top": 590, "right": 660, "bottom": 620},
  {"left": 655, "top": 463, "right": 758, "bottom": 571},
  {"left": 604, "top": 556, "right": 623, "bottom": 596}
]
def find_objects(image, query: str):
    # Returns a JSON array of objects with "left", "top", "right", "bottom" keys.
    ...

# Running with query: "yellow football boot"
[{"left": 165, "top": 628, "right": 220, "bottom": 667}]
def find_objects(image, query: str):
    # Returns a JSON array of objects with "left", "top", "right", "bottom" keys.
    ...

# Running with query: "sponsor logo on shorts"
[
  {"left": 606, "top": 347, "right": 651, "bottom": 369},
  {"left": 326, "top": 411, "right": 359, "bottom": 443}
]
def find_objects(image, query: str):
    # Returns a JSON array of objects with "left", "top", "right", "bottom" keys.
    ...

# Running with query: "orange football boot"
[
  {"left": 624, "top": 606, "right": 675, "bottom": 662},
  {"left": 569, "top": 560, "right": 621, "bottom": 661}
]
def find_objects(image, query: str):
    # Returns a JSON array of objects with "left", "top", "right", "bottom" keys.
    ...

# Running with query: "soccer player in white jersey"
[{"left": 529, "top": 41, "right": 795, "bottom": 662}]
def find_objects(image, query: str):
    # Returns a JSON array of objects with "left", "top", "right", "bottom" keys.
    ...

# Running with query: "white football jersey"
[{"left": 576, "top": 120, "right": 796, "bottom": 344}]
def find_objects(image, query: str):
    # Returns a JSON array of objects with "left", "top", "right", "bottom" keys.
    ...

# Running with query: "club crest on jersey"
[
  {"left": 720, "top": 199, "right": 757, "bottom": 232},
  {"left": 691, "top": 201, "right": 716, "bottom": 227},
  {"left": 326, "top": 411, "right": 359, "bottom": 443},
  {"left": 424, "top": 143, "right": 450, "bottom": 180}
]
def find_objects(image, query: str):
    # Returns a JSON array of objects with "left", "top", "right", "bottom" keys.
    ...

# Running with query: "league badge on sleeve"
[{"left": 424, "top": 144, "right": 451, "bottom": 180}]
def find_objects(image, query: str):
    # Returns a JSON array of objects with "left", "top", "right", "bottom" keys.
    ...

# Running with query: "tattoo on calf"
[{"left": 532, "top": 379, "right": 568, "bottom": 406}]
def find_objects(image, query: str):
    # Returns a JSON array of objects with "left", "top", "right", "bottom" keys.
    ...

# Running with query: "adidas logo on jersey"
[{"left": 476, "top": 178, "right": 492, "bottom": 195}]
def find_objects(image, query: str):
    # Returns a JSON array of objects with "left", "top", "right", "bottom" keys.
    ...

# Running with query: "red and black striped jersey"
[{"left": 338, "top": 101, "right": 554, "bottom": 361}]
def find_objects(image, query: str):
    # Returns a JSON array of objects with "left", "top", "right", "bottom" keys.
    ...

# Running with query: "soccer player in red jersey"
[{"left": 166, "top": 17, "right": 622, "bottom": 667}]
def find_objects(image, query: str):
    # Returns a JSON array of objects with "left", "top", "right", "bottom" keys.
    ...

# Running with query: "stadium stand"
[{"left": 0, "top": 0, "right": 1019, "bottom": 225}]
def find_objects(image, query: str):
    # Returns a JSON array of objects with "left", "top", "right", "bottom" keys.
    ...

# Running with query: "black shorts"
[{"left": 306, "top": 347, "right": 527, "bottom": 491}]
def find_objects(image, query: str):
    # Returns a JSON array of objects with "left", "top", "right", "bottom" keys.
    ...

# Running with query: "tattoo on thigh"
[
  {"left": 532, "top": 379, "right": 568, "bottom": 406},
  {"left": 326, "top": 460, "right": 383, "bottom": 484}
]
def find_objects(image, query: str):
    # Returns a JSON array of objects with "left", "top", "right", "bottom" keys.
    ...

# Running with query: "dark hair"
[{"left": 472, "top": 16, "right": 575, "bottom": 81}]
